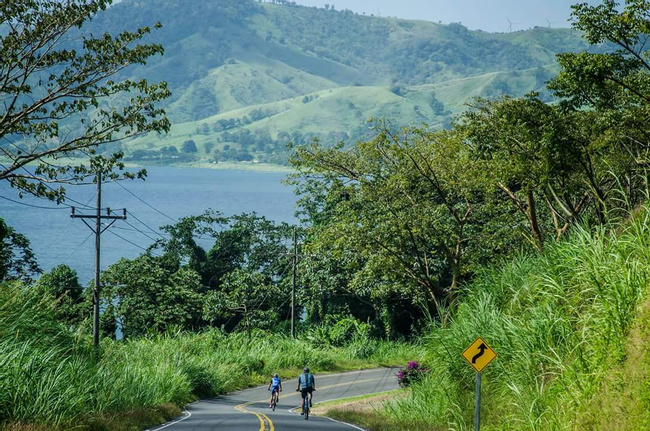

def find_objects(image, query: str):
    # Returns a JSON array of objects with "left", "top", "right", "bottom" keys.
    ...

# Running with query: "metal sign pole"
[{"left": 475, "top": 372, "right": 481, "bottom": 431}]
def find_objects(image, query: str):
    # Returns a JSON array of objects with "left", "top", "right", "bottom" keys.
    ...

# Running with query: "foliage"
[
  {"left": 0, "top": 0, "right": 170, "bottom": 203},
  {"left": 460, "top": 94, "right": 642, "bottom": 249},
  {"left": 101, "top": 256, "right": 204, "bottom": 338},
  {"left": 395, "top": 361, "right": 430, "bottom": 387},
  {"left": 203, "top": 269, "right": 280, "bottom": 337},
  {"left": 289, "top": 121, "right": 523, "bottom": 329},
  {"left": 380, "top": 206, "right": 650, "bottom": 429},
  {"left": 33, "top": 265, "right": 85, "bottom": 326},
  {"left": 0, "top": 281, "right": 422, "bottom": 428},
  {"left": 101, "top": 211, "right": 294, "bottom": 337},
  {"left": 0, "top": 219, "right": 40, "bottom": 283}
]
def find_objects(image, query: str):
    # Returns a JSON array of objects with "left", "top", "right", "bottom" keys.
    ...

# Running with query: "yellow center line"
[
  {"left": 234, "top": 376, "right": 383, "bottom": 429},
  {"left": 234, "top": 402, "right": 266, "bottom": 431}
]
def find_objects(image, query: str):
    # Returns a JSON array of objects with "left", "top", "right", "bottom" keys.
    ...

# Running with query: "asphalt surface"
[{"left": 148, "top": 367, "right": 399, "bottom": 431}]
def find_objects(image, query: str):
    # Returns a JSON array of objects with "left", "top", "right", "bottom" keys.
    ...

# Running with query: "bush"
[{"left": 395, "top": 361, "right": 430, "bottom": 387}]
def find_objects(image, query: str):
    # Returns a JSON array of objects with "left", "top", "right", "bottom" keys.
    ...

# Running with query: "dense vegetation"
[
  {"left": 328, "top": 211, "right": 650, "bottom": 430},
  {"left": 0, "top": 283, "right": 419, "bottom": 430},
  {"left": 3, "top": 0, "right": 650, "bottom": 430}
]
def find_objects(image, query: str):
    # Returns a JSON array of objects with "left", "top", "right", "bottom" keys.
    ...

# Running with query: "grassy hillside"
[
  {"left": 85, "top": 0, "right": 591, "bottom": 165},
  {"left": 325, "top": 207, "right": 650, "bottom": 430}
]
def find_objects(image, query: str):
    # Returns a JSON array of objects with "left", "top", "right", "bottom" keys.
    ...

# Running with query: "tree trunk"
[{"left": 527, "top": 188, "right": 543, "bottom": 251}]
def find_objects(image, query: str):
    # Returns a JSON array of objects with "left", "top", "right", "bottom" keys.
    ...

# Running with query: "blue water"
[{"left": 0, "top": 166, "right": 297, "bottom": 284}]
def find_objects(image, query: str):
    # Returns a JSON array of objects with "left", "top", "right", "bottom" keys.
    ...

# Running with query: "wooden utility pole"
[
  {"left": 71, "top": 172, "right": 127, "bottom": 348},
  {"left": 291, "top": 227, "right": 297, "bottom": 339}
]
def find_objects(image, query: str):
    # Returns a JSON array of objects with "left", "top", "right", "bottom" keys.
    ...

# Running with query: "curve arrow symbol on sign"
[{"left": 471, "top": 343, "right": 487, "bottom": 364}]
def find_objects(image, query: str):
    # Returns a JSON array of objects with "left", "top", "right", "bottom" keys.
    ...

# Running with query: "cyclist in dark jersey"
[
  {"left": 268, "top": 373, "right": 282, "bottom": 408},
  {"left": 296, "top": 366, "right": 315, "bottom": 413}
]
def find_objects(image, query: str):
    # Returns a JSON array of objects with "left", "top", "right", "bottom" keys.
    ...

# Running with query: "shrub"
[{"left": 395, "top": 361, "right": 430, "bottom": 387}]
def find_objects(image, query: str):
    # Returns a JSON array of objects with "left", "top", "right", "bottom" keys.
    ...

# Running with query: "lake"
[{"left": 0, "top": 166, "right": 297, "bottom": 284}]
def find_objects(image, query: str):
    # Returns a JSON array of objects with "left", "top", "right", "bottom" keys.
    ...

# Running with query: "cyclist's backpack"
[{"left": 301, "top": 373, "right": 314, "bottom": 389}]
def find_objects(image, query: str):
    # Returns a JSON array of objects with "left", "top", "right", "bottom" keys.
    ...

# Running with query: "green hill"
[{"left": 90, "top": 0, "right": 592, "bottom": 165}]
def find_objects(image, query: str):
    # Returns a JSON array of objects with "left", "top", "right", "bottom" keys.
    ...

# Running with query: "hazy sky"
[{"left": 292, "top": 0, "right": 599, "bottom": 33}]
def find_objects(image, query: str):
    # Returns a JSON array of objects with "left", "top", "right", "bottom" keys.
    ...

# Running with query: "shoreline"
[{"left": 1, "top": 158, "right": 295, "bottom": 174}]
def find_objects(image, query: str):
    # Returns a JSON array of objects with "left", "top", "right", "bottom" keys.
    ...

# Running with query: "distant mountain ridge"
[{"left": 91, "top": 0, "right": 593, "bottom": 165}]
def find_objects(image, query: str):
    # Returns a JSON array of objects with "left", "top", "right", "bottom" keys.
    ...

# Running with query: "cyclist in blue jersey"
[
  {"left": 268, "top": 373, "right": 282, "bottom": 408},
  {"left": 296, "top": 366, "right": 315, "bottom": 413}
]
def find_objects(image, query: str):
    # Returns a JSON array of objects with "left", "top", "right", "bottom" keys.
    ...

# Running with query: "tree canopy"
[{"left": 0, "top": 0, "right": 170, "bottom": 203}]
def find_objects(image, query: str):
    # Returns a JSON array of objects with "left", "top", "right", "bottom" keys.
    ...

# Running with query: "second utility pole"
[
  {"left": 291, "top": 227, "right": 297, "bottom": 339},
  {"left": 71, "top": 172, "right": 127, "bottom": 348}
]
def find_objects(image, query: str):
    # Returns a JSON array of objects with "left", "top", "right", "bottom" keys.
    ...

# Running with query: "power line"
[
  {"left": 16, "top": 164, "right": 98, "bottom": 210},
  {"left": 0, "top": 194, "right": 67, "bottom": 210},
  {"left": 105, "top": 228, "right": 162, "bottom": 257},
  {"left": 63, "top": 232, "right": 94, "bottom": 261},
  {"left": 115, "top": 181, "right": 177, "bottom": 222},
  {"left": 127, "top": 210, "right": 170, "bottom": 239},
  {"left": 41, "top": 193, "right": 98, "bottom": 256},
  {"left": 123, "top": 219, "right": 159, "bottom": 243}
]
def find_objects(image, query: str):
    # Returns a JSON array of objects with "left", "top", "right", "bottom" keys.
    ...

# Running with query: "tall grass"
[
  {"left": 0, "top": 283, "right": 420, "bottom": 430},
  {"left": 384, "top": 206, "right": 650, "bottom": 430}
]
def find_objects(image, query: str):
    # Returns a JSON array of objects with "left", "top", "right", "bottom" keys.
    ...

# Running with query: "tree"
[
  {"left": 203, "top": 269, "right": 280, "bottom": 338},
  {"left": 102, "top": 255, "right": 204, "bottom": 338},
  {"left": 34, "top": 264, "right": 86, "bottom": 325},
  {"left": 0, "top": 0, "right": 170, "bottom": 203},
  {"left": 0, "top": 218, "right": 40, "bottom": 282},
  {"left": 462, "top": 95, "right": 641, "bottom": 247},
  {"left": 182, "top": 140, "right": 198, "bottom": 153},
  {"left": 548, "top": 0, "right": 650, "bottom": 167},
  {"left": 289, "top": 123, "right": 499, "bottom": 318}
]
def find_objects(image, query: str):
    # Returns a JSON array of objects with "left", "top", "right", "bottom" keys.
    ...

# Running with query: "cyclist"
[
  {"left": 268, "top": 373, "right": 282, "bottom": 408},
  {"left": 296, "top": 366, "right": 315, "bottom": 414}
]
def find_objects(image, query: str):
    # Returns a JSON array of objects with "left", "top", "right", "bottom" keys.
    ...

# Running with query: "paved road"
[{"left": 149, "top": 368, "right": 399, "bottom": 431}]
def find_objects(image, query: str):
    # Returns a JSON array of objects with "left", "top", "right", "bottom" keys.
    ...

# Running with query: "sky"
[{"left": 291, "top": 0, "right": 599, "bottom": 33}]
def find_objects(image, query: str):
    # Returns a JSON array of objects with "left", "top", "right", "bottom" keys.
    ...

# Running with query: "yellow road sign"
[{"left": 462, "top": 337, "right": 497, "bottom": 373}]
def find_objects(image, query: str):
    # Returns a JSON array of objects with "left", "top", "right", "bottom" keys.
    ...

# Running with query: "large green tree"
[
  {"left": 289, "top": 123, "right": 511, "bottom": 320},
  {"left": 34, "top": 264, "right": 86, "bottom": 326},
  {"left": 461, "top": 95, "right": 638, "bottom": 248},
  {"left": 549, "top": 0, "right": 650, "bottom": 170},
  {"left": 0, "top": 0, "right": 170, "bottom": 202},
  {"left": 101, "top": 255, "right": 204, "bottom": 338}
]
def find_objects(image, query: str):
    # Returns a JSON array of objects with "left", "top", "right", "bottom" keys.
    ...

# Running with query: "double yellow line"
[
  {"left": 234, "top": 400, "right": 275, "bottom": 431},
  {"left": 233, "top": 377, "right": 379, "bottom": 430}
]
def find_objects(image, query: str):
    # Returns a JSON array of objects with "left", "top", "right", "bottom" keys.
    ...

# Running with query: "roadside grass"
[
  {"left": 0, "top": 286, "right": 422, "bottom": 431},
  {"left": 314, "top": 390, "right": 445, "bottom": 431},
  {"left": 369, "top": 206, "right": 650, "bottom": 430},
  {"left": 311, "top": 389, "right": 403, "bottom": 413}
]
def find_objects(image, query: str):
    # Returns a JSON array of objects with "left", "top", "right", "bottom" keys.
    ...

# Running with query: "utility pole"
[
  {"left": 71, "top": 172, "right": 127, "bottom": 348},
  {"left": 291, "top": 227, "right": 297, "bottom": 339}
]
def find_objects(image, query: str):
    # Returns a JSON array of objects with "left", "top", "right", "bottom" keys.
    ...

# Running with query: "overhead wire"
[
  {"left": 0, "top": 194, "right": 68, "bottom": 210},
  {"left": 127, "top": 210, "right": 170, "bottom": 239},
  {"left": 105, "top": 228, "right": 162, "bottom": 257},
  {"left": 41, "top": 191, "right": 98, "bottom": 256},
  {"left": 115, "top": 180, "right": 178, "bottom": 222},
  {"left": 63, "top": 232, "right": 94, "bottom": 261},
  {"left": 122, "top": 219, "right": 159, "bottom": 243}
]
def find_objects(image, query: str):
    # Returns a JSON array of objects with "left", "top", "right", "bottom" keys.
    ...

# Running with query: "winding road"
[{"left": 148, "top": 368, "right": 399, "bottom": 431}]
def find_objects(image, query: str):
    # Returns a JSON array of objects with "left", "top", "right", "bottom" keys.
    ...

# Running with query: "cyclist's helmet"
[
  {"left": 274, "top": 373, "right": 279, "bottom": 378},
  {"left": 304, "top": 367, "right": 310, "bottom": 373}
]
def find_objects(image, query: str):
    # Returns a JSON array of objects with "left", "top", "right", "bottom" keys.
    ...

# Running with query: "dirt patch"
[{"left": 312, "top": 391, "right": 403, "bottom": 416}]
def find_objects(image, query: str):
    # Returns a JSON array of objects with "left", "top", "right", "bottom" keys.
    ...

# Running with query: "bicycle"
[
  {"left": 270, "top": 389, "right": 279, "bottom": 411},
  {"left": 300, "top": 390, "right": 310, "bottom": 420}
]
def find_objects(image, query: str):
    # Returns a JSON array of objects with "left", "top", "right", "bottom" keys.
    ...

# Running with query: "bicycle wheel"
[
  {"left": 272, "top": 394, "right": 277, "bottom": 411},
  {"left": 303, "top": 397, "right": 309, "bottom": 420}
]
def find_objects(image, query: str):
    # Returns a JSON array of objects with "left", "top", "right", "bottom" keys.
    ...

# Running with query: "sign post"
[
  {"left": 475, "top": 371, "right": 481, "bottom": 430},
  {"left": 462, "top": 337, "right": 497, "bottom": 431}
]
